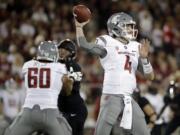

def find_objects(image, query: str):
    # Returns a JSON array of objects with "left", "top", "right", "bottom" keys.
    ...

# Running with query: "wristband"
[
  {"left": 142, "top": 63, "right": 153, "bottom": 74},
  {"left": 141, "top": 58, "right": 153, "bottom": 74},
  {"left": 141, "top": 58, "right": 149, "bottom": 65}
]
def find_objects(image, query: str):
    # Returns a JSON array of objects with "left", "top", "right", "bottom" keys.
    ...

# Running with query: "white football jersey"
[
  {"left": 0, "top": 90, "right": 21, "bottom": 120},
  {"left": 96, "top": 35, "right": 140, "bottom": 95},
  {"left": 22, "top": 60, "right": 67, "bottom": 109}
]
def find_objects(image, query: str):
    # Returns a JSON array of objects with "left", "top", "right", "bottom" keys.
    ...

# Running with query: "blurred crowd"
[{"left": 0, "top": 0, "right": 180, "bottom": 135}]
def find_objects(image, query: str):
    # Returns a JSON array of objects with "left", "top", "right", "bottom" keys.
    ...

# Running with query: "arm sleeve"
[
  {"left": 138, "top": 97, "right": 150, "bottom": 108},
  {"left": 137, "top": 58, "right": 143, "bottom": 73},
  {"left": 78, "top": 36, "right": 107, "bottom": 58}
]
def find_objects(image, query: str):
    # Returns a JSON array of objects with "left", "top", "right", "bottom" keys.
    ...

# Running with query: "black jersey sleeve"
[{"left": 138, "top": 96, "right": 150, "bottom": 108}]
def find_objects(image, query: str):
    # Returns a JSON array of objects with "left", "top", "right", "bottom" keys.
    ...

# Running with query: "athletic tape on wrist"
[
  {"left": 142, "top": 62, "right": 153, "bottom": 74},
  {"left": 141, "top": 58, "right": 149, "bottom": 65}
]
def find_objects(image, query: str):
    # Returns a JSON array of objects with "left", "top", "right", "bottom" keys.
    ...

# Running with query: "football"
[{"left": 73, "top": 4, "right": 91, "bottom": 23}]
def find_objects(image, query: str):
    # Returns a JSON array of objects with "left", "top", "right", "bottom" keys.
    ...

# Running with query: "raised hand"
[{"left": 139, "top": 39, "right": 150, "bottom": 58}]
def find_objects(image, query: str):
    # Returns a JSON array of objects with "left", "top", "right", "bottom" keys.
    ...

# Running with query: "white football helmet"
[
  {"left": 107, "top": 12, "right": 138, "bottom": 40},
  {"left": 37, "top": 41, "right": 59, "bottom": 62},
  {"left": 5, "top": 78, "right": 17, "bottom": 92}
]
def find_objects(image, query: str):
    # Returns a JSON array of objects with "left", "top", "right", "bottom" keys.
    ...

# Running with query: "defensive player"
[
  {"left": 4, "top": 41, "right": 72, "bottom": 135},
  {"left": 74, "top": 12, "right": 154, "bottom": 135},
  {"left": 58, "top": 39, "right": 88, "bottom": 135}
]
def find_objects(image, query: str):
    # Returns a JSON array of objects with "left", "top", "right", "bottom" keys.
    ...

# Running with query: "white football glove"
[{"left": 68, "top": 67, "right": 82, "bottom": 81}]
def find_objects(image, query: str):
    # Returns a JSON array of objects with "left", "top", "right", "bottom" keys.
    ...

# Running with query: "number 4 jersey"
[
  {"left": 96, "top": 35, "right": 140, "bottom": 95},
  {"left": 22, "top": 60, "right": 67, "bottom": 109}
]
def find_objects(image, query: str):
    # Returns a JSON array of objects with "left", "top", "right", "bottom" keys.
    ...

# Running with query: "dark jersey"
[
  {"left": 58, "top": 60, "right": 87, "bottom": 117},
  {"left": 138, "top": 96, "right": 151, "bottom": 123},
  {"left": 133, "top": 92, "right": 151, "bottom": 124}
]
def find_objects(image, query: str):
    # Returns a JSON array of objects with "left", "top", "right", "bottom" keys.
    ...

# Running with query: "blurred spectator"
[
  {"left": 163, "top": 16, "right": 176, "bottom": 54},
  {"left": 0, "top": 97, "right": 9, "bottom": 135},
  {"left": 11, "top": 53, "right": 24, "bottom": 77},
  {"left": 138, "top": 8, "right": 153, "bottom": 38},
  {"left": 164, "top": 71, "right": 180, "bottom": 135},
  {"left": 19, "top": 19, "right": 35, "bottom": 37},
  {"left": 151, "top": 21, "right": 163, "bottom": 52},
  {"left": 0, "top": 78, "right": 21, "bottom": 123}
]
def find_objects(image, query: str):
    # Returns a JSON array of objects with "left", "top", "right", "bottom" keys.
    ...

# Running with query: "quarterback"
[{"left": 74, "top": 12, "right": 154, "bottom": 135}]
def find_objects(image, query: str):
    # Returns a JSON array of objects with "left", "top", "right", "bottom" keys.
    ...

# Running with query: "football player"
[
  {"left": 0, "top": 97, "right": 9, "bottom": 135},
  {"left": 57, "top": 39, "right": 88, "bottom": 135},
  {"left": 74, "top": 12, "right": 154, "bottom": 135},
  {"left": 4, "top": 41, "right": 72, "bottom": 135},
  {"left": 0, "top": 78, "right": 21, "bottom": 123}
]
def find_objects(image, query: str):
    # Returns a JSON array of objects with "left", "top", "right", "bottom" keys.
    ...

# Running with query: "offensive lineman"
[
  {"left": 4, "top": 41, "right": 72, "bottom": 135},
  {"left": 74, "top": 12, "right": 155, "bottom": 135}
]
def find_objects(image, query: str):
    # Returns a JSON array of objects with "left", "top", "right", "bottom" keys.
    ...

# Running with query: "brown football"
[{"left": 73, "top": 5, "right": 91, "bottom": 23}]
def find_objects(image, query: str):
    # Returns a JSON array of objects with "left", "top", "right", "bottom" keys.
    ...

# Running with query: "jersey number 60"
[{"left": 28, "top": 68, "right": 51, "bottom": 88}]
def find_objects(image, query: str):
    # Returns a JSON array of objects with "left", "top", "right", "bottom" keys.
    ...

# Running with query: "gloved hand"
[{"left": 68, "top": 67, "right": 82, "bottom": 81}]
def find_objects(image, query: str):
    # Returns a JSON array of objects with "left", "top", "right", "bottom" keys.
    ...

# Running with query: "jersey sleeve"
[
  {"left": 95, "top": 36, "right": 107, "bottom": 48},
  {"left": 138, "top": 96, "right": 150, "bottom": 108},
  {"left": 55, "top": 63, "right": 67, "bottom": 74}
]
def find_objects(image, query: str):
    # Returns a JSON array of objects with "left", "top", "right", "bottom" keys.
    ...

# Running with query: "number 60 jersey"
[
  {"left": 22, "top": 59, "right": 67, "bottom": 109},
  {"left": 96, "top": 35, "right": 140, "bottom": 95}
]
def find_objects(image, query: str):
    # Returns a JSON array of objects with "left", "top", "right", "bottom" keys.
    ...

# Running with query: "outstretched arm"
[
  {"left": 74, "top": 19, "right": 107, "bottom": 58},
  {"left": 139, "top": 39, "right": 155, "bottom": 80}
]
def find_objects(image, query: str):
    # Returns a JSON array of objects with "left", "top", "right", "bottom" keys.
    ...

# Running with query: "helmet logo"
[{"left": 111, "top": 15, "right": 121, "bottom": 24}]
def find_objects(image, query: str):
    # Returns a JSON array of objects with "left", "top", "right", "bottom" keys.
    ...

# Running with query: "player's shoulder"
[
  {"left": 52, "top": 62, "right": 67, "bottom": 73},
  {"left": 128, "top": 40, "right": 140, "bottom": 50},
  {"left": 71, "top": 61, "right": 81, "bottom": 71},
  {"left": 22, "top": 59, "right": 36, "bottom": 68},
  {"left": 129, "top": 40, "right": 140, "bottom": 46},
  {"left": 97, "top": 34, "right": 113, "bottom": 41},
  {"left": 96, "top": 34, "right": 113, "bottom": 46},
  {"left": 51, "top": 62, "right": 66, "bottom": 69}
]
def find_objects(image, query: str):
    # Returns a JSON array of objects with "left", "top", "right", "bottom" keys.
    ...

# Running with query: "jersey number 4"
[
  {"left": 28, "top": 68, "right": 51, "bottom": 88},
  {"left": 124, "top": 55, "right": 132, "bottom": 73}
]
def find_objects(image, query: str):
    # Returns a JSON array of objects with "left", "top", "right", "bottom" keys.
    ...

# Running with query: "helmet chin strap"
[{"left": 111, "top": 31, "right": 129, "bottom": 44}]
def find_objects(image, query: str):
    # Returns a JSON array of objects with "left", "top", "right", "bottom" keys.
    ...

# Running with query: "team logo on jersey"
[
  {"left": 124, "top": 46, "right": 127, "bottom": 49},
  {"left": 132, "top": 50, "right": 136, "bottom": 53},
  {"left": 115, "top": 46, "right": 121, "bottom": 54}
]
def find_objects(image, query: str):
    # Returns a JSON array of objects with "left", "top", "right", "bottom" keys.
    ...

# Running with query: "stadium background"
[{"left": 0, "top": 0, "right": 179, "bottom": 135}]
